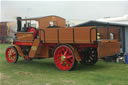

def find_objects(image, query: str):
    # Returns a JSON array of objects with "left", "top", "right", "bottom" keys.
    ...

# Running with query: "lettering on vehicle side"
[
  {"left": 31, "top": 46, "right": 37, "bottom": 51},
  {"left": 18, "top": 34, "right": 32, "bottom": 40}
]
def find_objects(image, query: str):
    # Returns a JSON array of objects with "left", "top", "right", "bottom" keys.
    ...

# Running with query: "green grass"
[{"left": 0, "top": 44, "right": 128, "bottom": 85}]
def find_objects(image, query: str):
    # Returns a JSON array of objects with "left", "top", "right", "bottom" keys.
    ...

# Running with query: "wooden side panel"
[
  {"left": 14, "top": 45, "right": 24, "bottom": 56},
  {"left": 35, "top": 46, "right": 49, "bottom": 58},
  {"left": 59, "top": 28, "right": 73, "bottom": 43},
  {"left": 74, "top": 47, "right": 81, "bottom": 61},
  {"left": 98, "top": 40, "right": 120, "bottom": 58},
  {"left": 16, "top": 32, "right": 34, "bottom": 41},
  {"left": 29, "top": 39, "right": 40, "bottom": 58},
  {"left": 74, "top": 27, "right": 96, "bottom": 43},
  {"left": 40, "top": 26, "right": 96, "bottom": 44},
  {"left": 66, "top": 44, "right": 82, "bottom": 62},
  {"left": 44, "top": 29, "right": 58, "bottom": 43}
]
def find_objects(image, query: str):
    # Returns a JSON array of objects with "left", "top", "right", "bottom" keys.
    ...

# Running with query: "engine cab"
[{"left": 16, "top": 16, "right": 66, "bottom": 39}]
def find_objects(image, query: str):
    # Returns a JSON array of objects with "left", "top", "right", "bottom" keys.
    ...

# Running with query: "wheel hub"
[{"left": 61, "top": 55, "right": 66, "bottom": 61}]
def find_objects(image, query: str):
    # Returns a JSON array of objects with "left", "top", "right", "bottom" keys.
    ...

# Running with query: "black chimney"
[{"left": 17, "top": 17, "right": 22, "bottom": 32}]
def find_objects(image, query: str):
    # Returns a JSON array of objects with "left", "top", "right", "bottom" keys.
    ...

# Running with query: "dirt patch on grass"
[
  {"left": 45, "top": 83, "right": 51, "bottom": 85},
  {"left": 107, "top": 83, "right": 112, "bottom": 85},
  {"left": 15, "top": 72, "right": 33, "bottom": 77},
  {"left": 0, "top": 73, "right": 10, "bottom": 81},
  {"left": 63, "top": 80, "right": 75, "bottom": 85}
]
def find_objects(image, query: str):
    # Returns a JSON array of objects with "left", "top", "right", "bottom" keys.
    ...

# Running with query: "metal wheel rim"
[
  {"left": 54, "top": 45, "right": 74, "bottom": 71},
  {"left": 6, "top": 47, "right": 17, "bottom": 63}
]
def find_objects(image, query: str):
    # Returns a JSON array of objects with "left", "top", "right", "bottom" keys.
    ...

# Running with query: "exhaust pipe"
[{"left": 17, "top": 17, "right": 22, "bottom": 32}]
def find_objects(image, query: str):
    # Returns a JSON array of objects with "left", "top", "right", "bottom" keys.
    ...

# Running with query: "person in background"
[{"left": 110, "top": 32, "right": 114, "bottom": 40}]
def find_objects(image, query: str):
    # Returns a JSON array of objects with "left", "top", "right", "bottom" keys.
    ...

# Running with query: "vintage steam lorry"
[{"left": 5, "top": 16, "right": 120, "bottom": 71}]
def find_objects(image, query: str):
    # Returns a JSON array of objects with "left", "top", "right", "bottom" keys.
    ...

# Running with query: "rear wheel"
[
  {"left": 5, "top": 46, "right": 19, "bottom": 63},
  {"left": 81, "top": 48, "right": 98, "bottom": 65},
  {"left": 54, "top": 45, "right": 77, "bottom": 71}
]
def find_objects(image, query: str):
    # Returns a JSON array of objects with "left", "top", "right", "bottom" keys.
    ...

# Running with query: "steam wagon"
[{"left": 5, "top": 16, "right": 120, "bottom": 71}]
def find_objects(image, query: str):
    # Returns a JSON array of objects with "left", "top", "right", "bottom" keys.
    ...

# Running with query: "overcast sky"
[{"left": 1, "top": 1, "right": 128, "bottom": 22}]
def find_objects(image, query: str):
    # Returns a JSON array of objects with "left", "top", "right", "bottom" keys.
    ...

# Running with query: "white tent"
[{"left": 97, "top": 15, "right": 128, "bottom": 25}]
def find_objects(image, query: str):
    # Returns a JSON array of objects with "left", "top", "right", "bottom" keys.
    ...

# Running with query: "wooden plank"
[
  {"left": 59, "top": 28, "right": 73, "bottom": 43},
  {"left": 16, "top": 32, "right": 34, "bottom": 41},
  {"left": 29, "top": 39, "right": 40, "bottom": 58},
  {"left": 74, "top": 27, "right": 96, "bottom": 43},
  {"left": 35, "top": 46, "right": 49, "bottom": 58},
  {"left": 14, "top": 45, "right": 24, "bottom": 56},
  {"left": 43, "top": 29, "right": 58, "bottom": 43},
  {"left": 98, "top": 40, "right": 120, "bottom": 58}
]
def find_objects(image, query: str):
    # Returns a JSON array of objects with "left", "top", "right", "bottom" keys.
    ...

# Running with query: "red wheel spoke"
[
  {"left": 58, "top": 50, "right": 62, "bottom": 55},
  {"left": 62, "top": 66, "right": 66, "bottom": 70},
  {"left": 57, "top": 55, "right": 62, "bottom": 57},
  {"left": 65, "top": 60, "right": 71, "bottom": 65},
  {"left": 66, "top": 55, "right": 73, "bottom": 59},
  {"left": 62, "top": 48, "right": 65, "bottom": 52},
  {"left": 56, "top": 58, "right": 61, "bottom": 63},
  {"left": 66, "top": 64, "right": 69, "bottom": 67},
  {"left": 60, "top": 61, "right": 64, "bottom": 65},
  {"left": 11, "top": 54, "right": 16, "bottom": 56},
  {"left": 64, "top": 49, "right": 68, "bottom": 56}
]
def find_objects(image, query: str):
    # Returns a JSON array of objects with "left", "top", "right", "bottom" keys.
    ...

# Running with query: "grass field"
[{"left": 0, "top": 44, "right": 128, "bottom": 85}]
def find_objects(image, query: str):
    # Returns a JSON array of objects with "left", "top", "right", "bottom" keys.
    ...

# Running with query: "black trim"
[
  {"left": 122, "top": 27, "right": 126, "bottom": 53},
  {"left": 90, "top": 27, "right": 96, "bottom": 43}
]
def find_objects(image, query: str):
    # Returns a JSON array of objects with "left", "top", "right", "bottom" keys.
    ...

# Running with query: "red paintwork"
[
  {"left": 14, "top": 41, "right": 33, "bottom": 46},
  {"left": 14, "top": 41, "right": 97, "bottom": 48},
  {"left": 27, "top": 27, "right": 37, "bottom": 37},
  {"left": 73, "top": 44, "right": 98, "bottom": 48},
  {"left": 54, "top": 45, "right": 74, "bottom": 71},
  {"left": 24, "top": 56, "right": 31, "bottom": 60},
  {"left": 6, "top": 47, "right": 16, "bottom": 63}
]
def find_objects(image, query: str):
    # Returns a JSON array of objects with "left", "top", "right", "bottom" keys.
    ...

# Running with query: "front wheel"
[
  {"left": 54, "top": 45, "right": 77, "bottom": 71},
  {"left": 5, "top": 46, "right": 19, "bottom": 63}
]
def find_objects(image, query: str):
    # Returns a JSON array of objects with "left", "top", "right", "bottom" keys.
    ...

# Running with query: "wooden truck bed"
[{"left": 40, "top": 26, "right": 96, "bottom": 44}]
